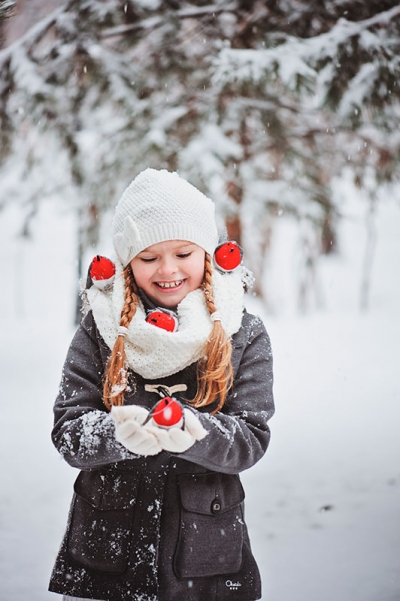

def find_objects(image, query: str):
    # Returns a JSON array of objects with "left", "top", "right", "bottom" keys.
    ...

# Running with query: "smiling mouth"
[{"left": 155, "top": 280, "right": 184, "bottom": 289}]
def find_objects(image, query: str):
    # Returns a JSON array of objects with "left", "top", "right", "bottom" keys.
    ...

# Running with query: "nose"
[{"left": 157, "top": 256, "right": 178, "bottom": 277}]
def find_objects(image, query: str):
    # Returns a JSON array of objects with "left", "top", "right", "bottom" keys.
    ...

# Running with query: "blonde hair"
[
  {"left": 191, "top": 253, "right": 233, "bottom": 413},
  {"left": 103, "top": 254, "right": 233, "bottom": 414},
  {"left": 103, "top": 265, "right": 138, "bottom": 411}
]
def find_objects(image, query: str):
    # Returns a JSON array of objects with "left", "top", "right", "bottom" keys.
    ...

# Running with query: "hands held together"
[{"left": 111, "top": 402, "right": 208, "bottom": 457}]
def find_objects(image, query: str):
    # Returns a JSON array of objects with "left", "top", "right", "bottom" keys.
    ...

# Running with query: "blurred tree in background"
[
  {"left": 0, "top": 0, "right": 15, "bottom": 30},
  {"left": 0, "top": 0, "right": 399, "bottom": 312}
]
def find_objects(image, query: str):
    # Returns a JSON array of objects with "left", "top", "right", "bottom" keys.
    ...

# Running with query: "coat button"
[{"left": 211, "top": 499, "right": 221, "bottom": 514}]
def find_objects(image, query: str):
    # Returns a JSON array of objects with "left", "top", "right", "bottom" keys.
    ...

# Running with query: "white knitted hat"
[{"left": 113, "top": 168, "right": 219, "bottom": 266}]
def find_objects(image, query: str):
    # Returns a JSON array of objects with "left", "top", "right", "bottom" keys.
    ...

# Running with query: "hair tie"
[
  {"left": 118, "top": 325, "right": 129, "bottom": 337},
  {"left": 210, "top": 311, "right": 222, "bottom": 322}
]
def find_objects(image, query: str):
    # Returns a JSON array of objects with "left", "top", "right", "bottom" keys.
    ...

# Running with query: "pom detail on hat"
[
  {"left": 89, "top": 256, "right": 116, "bottom": 290},
  {"left": 213, "top": 241, "right": 243, "bottom": 273},
  {"left": 145, "top": 309, "right": 178, "bottom": 332}
]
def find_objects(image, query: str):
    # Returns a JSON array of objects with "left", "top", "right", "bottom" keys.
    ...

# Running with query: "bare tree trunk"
[
  {"left": 360, "top": 196, "right": 377, "bottom": 311},
  {"left": 297, "top": 220, "right": 325, "bottom": 313},
  {"left": 74, "top": 207, "right": 85, "bottom": 325}
]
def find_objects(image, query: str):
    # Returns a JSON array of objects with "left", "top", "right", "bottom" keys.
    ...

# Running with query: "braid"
[
  {"left": 119, "top": 266, "right": 138, "bottom": 329},
  {"left": 203, "top": 252, "right": 217, "bottom": 313},
  {"left": 103, "top": 265, "right": 138, "bottom": 410},
  {"left": 191, "top": 253, "right": 233, "bottom": 413}
]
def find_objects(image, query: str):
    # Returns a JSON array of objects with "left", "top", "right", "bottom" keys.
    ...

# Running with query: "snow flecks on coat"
[
  {"left": 180, "top": 313, "right": 274, "bottom": 475},
  {"left": 57, "top": 410, "right": 132, "bottom": 467},
  {"left": 203, "top": 412, "right": 236, "bottom": 441},
  {"left": 49, "top": 310, "right": 274, "bottom": 600}
]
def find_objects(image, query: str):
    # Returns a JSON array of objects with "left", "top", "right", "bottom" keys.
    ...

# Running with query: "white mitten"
[
  {"left": 147, "top": 408, "right": 208, "bottom": 453},
  {"left": 111, "top": 405, "right": 163, "bottom": 456}
]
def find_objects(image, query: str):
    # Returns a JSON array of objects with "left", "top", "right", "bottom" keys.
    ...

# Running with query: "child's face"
[{"left": 130, "top": 240, "right": 206, "bottom": 308}]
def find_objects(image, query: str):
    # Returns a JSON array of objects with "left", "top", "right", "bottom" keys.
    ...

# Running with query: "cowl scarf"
[{"left": 86, "top": 260, "right": 245, "bottom": 380}]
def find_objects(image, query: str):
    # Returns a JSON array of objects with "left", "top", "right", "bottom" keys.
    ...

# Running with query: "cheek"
[
  {"left": 130, "top": 262, "right": 150, "bottom": 289},
  {"left": 188, "top": 260, "right": 205, "bottom": 290}
]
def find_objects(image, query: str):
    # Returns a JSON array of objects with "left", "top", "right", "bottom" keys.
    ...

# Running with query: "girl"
[{"left": 49, "top": 168, "right": 274, "bottom": 601}]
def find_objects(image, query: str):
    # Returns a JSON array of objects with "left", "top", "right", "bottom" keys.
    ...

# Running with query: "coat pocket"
[
  {"left": 174, "top": 472, "right": 245, "bottom": 579},
  {"left": 67, "top": 469, "right": 138, "bottom": 574}
]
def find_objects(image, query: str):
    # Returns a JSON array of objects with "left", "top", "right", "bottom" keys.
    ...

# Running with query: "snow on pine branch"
[
  {"left": 213, "top": 39, "right": 315, "bottom": 93},
  {"left": 8, "top": 45, "right": 51, "bottom": 98},
  {"left": 0, "top": 1, "right": 73, "bottom": 63},
  {"left": 0, "top": 0, "right": 15, "bottom": 19},
  {"left": 213, "top": 4, "right": 400, "bottom": 103},
  {"left": 101, "top": 2, "right": 239, "bottom": 38},
  {"left": 179, "top": 123, "right": 243, "bottom": 208}
]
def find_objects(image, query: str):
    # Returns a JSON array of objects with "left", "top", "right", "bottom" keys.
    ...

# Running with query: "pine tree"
[
  {"left": 1, "top": 0, "right": 399, "bottom": 311},
  {"left": 0, "top": 0, "right": 15, "bottom": 25},
  {"left": 212, "top": 1, "right": 400, "bottom": 301}
]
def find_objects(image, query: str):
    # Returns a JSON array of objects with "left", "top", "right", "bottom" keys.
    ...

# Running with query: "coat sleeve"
[
  {"left": 179, "top": 313, "right": 275, "bottom": 475},
  {"left": 51, "top": 312, "right": 132, "bottom": 469}
]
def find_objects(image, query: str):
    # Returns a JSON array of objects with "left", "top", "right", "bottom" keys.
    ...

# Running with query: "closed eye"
[
  {"left": 177, "top": 252, "right": 191, "bottom": 259},
  {"left": 140, "top": 257, "right": 156, "bottom": 263}
]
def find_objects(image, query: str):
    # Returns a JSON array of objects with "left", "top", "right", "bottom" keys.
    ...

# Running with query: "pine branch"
[
  {"left": 0, "top": 0, "right": 74, "bottom": 62},
  {"left": 101, "top": 2, "right": 239, "bottom": 38},
  {"left": 216, "top": 3, "right": 400, "bottom": 87},
  {"left": 304, "top": 4, "right": 400, "bottom": 65},
  {"left": 343, "top": 3, "right": 400, "bottom": 31},
  {"left": 233, "top": 96, "right": 302, "bottom": 114},
  {"left": 0, "top": 0, "right": 15, "bottom": 21},
  {"left": 298, "top": 3, "right": 400, "bottom": 59}
]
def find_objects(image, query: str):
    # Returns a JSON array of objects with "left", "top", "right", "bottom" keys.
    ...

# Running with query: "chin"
[
  {"left": 158, "top": 295, "right": 184, "bottom": 308},
  {"left": 152, "top": 287, "right": 189, "bottom": 308}
]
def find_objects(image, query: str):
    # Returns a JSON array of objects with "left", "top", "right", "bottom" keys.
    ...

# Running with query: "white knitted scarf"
[{"left": 86, "top": 260, "right": 245, "bottom": 380}]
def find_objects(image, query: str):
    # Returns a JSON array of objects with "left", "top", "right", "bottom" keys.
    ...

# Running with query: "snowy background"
[{"left": 0, "top": 184, "right": 399, "bottom": 601}]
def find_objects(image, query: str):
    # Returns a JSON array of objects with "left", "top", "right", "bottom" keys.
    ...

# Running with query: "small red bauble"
[
  {"left": 152, "top": 397, "right": 183, "bottom": 428},
  {"left": 213, "top": 241, "right": 243, "bottom": 272},
  {"left": 90, "top": 256, "right": 116, "bottom": 290},
  {"left": 146, "top": 310, "right": 178, "bottom": 332}
]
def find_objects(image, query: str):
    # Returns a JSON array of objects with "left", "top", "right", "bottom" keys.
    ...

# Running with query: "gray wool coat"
[{"left": 49, "top": 309, "right": 274, "bottom": 601}]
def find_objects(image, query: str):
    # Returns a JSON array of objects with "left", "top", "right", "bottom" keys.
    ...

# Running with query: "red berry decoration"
[
  {"left": 146, "top": 310, "right": 178, "bottom": 332},
  {"left": 152, "top": 397, "right": 183, "bottom": 428},
  {"left": 214, "top": 241, "right": 243, "bottom": 272},
  {"left": 90, "top": 256, "right": 116, "bottom": 290}
]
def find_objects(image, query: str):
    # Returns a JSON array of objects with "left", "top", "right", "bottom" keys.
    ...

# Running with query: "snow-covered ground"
[{"left": 0, "top": 194, "right": 399, "bottom": 601}]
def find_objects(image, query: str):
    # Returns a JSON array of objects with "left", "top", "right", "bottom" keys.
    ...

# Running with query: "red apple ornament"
[
  {"left": 213, "top": 241, "right": 243, "bottom": 272},
  {"left": 146, "top": 309, "right": 178, "bottom": 332},
  {"left": 90, "top": 256, "right": 116, "bottom": 290},
  {"left": 151, "top": 397, "right": 183, "bottom": 429}
]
